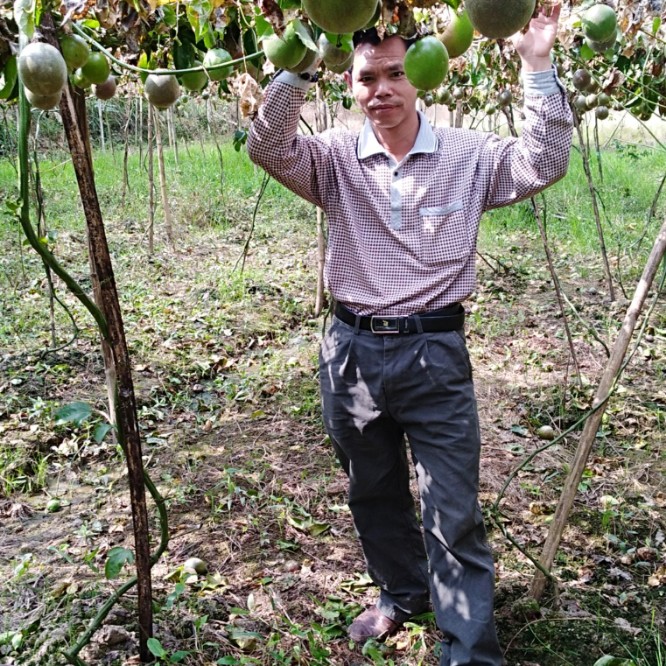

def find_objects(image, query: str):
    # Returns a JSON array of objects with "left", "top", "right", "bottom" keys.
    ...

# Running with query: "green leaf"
[
  {"left": 93, "top": 422, "right": 113, "bottom": 443},
  {"left": 55, "top": 401, "right": 92, "bottom": 426},
  {"left": 217, "top": 657, "right": 241, "bottom": 665},
  {"left": 147, "top": 637, "right": 168, "bottom": 658},
  {"left": 81, "top": 18, "right": 100, "bottom": 30},
  {"left": 652, "top": 17, "right": 661, "bottom": 35},
  {"left": 14, "top": 0, "right": 35, "bottom": 41},
  {"left": 104, "top": 546, "right": 134, "bottom": 580},
  {"left": 324, "top": 32, "right": 353, "bottom": 53},
  {"left": 293, "top": 18, "right": 317, "bottom": 51},
  {"left": 233, "top": 129, "right": 248, "bottom": 152},
  {"left": 170, "top": 650, "right": 190, "bottom": 662},
  {"left": 593, "top": 657, "right": 637, "bottom": 666},
  {"left": 162, "top": 4, "right": 177, "bottom": 27},
  {"left": 308, "top": 521, "right": 331, "bottom": 537},
  {"left": 580, "top": 43, "right": 595, "bottom": 61},
  {"left": 254, "top": 13, "right": 272, "bottom": 39},
  {"left": 0, "top": 56, "right": 18, "bottom": 100},
  {"left": 186, "top": 2, "right": 214, "bottom": 44}
]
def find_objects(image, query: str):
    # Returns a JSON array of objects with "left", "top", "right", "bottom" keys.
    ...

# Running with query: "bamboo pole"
[
  {"left": 152, "top": 107, "right": 175, "bottom": 250},
  {"left": 531, "top": 217, "right": 666, "bottom": 600}
]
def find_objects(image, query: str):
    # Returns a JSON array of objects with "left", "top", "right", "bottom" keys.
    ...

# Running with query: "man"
[{"left": 248, "top": 5, "right": 572, "bottom": 665}]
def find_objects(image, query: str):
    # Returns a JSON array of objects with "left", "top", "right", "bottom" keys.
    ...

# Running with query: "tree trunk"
[
  {"left": 530, "top": 216, "right": 666, "bottom": 600},
  {"left": 42, "top": 15, "right": 154, "bottom": 662}
]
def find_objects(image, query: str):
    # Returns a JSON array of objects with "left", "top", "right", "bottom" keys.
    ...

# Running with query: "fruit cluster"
[{"left": 17, "top": 34, "right": 115, "bottom": 111}]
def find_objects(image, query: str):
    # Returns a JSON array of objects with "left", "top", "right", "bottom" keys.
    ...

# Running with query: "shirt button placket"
[{"left": 390, "top": 167, "right": 402, "bottom": 230}]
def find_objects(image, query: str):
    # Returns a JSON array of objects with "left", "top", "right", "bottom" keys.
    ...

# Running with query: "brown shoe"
[{"left": 347, "top": 606, "right": 401, "bottom": 642}]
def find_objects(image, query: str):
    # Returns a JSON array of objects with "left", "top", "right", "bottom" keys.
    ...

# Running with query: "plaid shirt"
[{"left": 248, "top": 70, "right": 572, "bottom": 316}]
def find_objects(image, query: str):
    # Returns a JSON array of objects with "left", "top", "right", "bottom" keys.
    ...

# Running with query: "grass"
[{"left": 1, "top": 113, "right": 665, "bottom": 666}]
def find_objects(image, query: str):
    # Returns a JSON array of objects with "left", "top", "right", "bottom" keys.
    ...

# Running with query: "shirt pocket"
[{"left": 419, "top": 202, "right": 471, "bottom": 266}]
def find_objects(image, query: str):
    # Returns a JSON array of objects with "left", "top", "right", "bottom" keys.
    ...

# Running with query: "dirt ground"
[{"left": 1, "top": 219, "right": 665, "bottom": 665}]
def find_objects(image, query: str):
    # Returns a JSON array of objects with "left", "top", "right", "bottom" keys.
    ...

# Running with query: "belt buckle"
[{"left": 370, "top": 316, "right": 401, "bottom": 334}]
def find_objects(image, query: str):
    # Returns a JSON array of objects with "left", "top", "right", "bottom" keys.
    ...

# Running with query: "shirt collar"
[{"left": 357, "top": 110, "right": 437, "bottom": 161}]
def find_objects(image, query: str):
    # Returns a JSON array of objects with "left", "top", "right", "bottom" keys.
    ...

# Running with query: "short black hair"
[{"left": 352, "top": 27, "right": 416, "bottom": 50}]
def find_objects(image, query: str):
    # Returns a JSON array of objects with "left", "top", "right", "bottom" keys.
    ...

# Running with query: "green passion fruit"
[
  {"left": 25, "top": 87, "right": 62, "bottom": 110},
  {"left": 203, "top": 48, "right": 233, "bottom": 82},
  {"left": 263, "top": 20, "right": 307, "bottom": 70},
  {"left": 180, "top": 61, "right": 208, "bottom": 91},
  {"left": 81, "top": 52, "right": 110, "bottom": 85},
  {"left": 438, "top": 10, "right": 474, "bottom": 59},
  {"left": 18, "top": 42, "right": 68, "bottom": 96},
  {"left": 318, "top": 33, "right": 353, "bottom": 71},
  {"left": 71, "top": 68, "right": 92, "bottom": 89},
  {"left": 404, "top": 36, "right": 449, "bottom": 91},
  {"left": 302, "top": 0, "right": 378, "bottom": 35},
  {"left": 581, "top": 4, "right": 617, "bottom": 43},
  {"left": 465, "top": 0, "right": 536, "bottom": 39},
  {"left": 59, "top": 34, "right": 90, "bottom": 71},
  {"left": 286, "top": 22, "right": 318, "bottom": 73},
  {"left": 585, "top": 28, "right": 618, "bottom": 54},
  {"left": 144, "top": 72, "right": 181, "bottom": 109}
]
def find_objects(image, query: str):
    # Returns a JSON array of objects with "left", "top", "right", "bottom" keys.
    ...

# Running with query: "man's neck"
[{"left": 371, "top": 114, "right": 420, "bottom": 163}]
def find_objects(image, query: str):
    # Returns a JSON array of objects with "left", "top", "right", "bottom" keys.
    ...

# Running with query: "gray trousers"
[{"left": 319, "top": 316, "right": 503, "bottom": 666}]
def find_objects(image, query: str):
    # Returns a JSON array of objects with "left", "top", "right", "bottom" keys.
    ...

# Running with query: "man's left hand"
[{"left": 512, "top": 2, "right": 561, "bottom": 72}]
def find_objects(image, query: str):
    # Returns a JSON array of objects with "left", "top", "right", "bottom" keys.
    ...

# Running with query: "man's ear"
[{"left": 343, "top": 70, "right": 352, "bottom": 88}]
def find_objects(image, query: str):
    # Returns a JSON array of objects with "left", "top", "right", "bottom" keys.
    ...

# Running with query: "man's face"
[{"left": 344, "top": 36, "right": 418, "bottom": 131}]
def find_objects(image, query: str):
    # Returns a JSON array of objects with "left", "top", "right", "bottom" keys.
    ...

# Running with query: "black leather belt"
[{"left": 335, "top": 302, "right": 465, "bottom": 334}]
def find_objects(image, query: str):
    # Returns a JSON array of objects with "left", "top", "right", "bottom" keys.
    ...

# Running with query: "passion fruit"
[
  {"left": 94, "top": 75, "right": 117, "bottom": 100},
  {"left": 573, "top": 94, "right": 588, "bottom": 112},
  {"left": 286, "top": 23, "right": 318, "bottom": 73},
  {"left": 404, "top": 36, "right": 449, "bottom": 91},
  {"left": 18, "top": 42, "right": 68, "bottom": 96},
  {"left": 263, "top": 20, "right": 307, "bottom": 70},
  {"left": 25, "top": 87, "right": 62, "bottom": 110},
  {"left": 327, "top": 51, "right": 354, "bottom": 74},
  {"left": 595, "top": 105, "right": 609, "bottom": 120},
  {"left": 59, "top": 34, "right": 90, "bottom": 71},
  {"left": 144, "top": 72, "right": 181, "bottom": 109},
  {"left": 572, "top": 68, "right": 592, "bottom": 92},
  {"left": 203, "top": 48, "right": 233, "bottom": 82},
  {"left": 596, "top": 92, "right": 611, "bottom": 107},
  {"left": 71, "top": 68, "right": 92, "bottom": 89},
  {"left": 438, "top": 10, "right": 474, "bottom": 59},
  {"left": 318, "top": 33, "right": 353, "bottom": 71},
  {"left": 498, "top": 89, "right": 513, "bottom": 107},
  {"left": 180, "top": 61, "right": 208, "bottom": 91},
  {"left": 581, "top": 4, "right": 617, "bottom": 43},
  {"left": 81, "top": 52, "right": 111, "bottom": 85},
  {"left": 585, "top": 28, "right": 618, "bottom": 54},
  {"left": 465, "top": 0, "right": 536, "bottom": 39},
  {"left": 302, "top": 0, "right": 378, "bottom": 35},
  {"left": 585, "top": 93, "right": 598, "bottom": 109},
  {"left": 183, "top": 557, "right": 208, "bottom": 575}
]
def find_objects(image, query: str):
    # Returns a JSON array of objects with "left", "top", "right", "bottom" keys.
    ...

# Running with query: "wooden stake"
[{"left": 531, "top": 217, "right": 666, "bottom": 600}]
